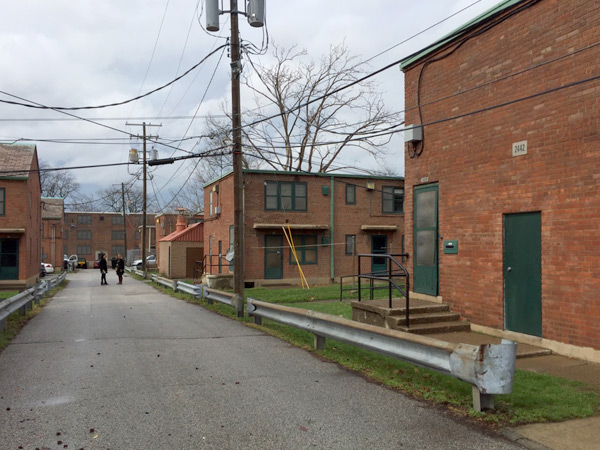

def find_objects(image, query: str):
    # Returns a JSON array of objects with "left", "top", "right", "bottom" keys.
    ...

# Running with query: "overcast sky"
[{"left": 0, "top": 0, "right": 502, "bottom": 209}]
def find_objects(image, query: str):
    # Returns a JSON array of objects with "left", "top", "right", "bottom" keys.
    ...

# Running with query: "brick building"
[
  {"left": 401, "top": 0, "right": 600, "bottom": 355},
  {"left": 204, "top": 170, "right": 404, "bottom": 286},
  {"left": 64, "top": 212, "right": 155, "bottom": 264},
  {"left": 0, "top": 144, "right": 42, "bottom": 288},
  {"left": 155, "top": 210, "right": 203, "bottom": 270},
  {"left": 41, "top": 197, "right": 65, "bottom": 269}
]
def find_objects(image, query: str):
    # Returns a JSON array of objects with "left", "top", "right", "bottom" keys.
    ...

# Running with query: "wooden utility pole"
[
  {"left": 231, "top": 0, "right": 245, "bottom": 316},
  {"left": 121, "top": 182, "right": 128, "bottom": 261}
]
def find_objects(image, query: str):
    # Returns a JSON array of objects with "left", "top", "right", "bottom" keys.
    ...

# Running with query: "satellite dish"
[{"left": 225, "top": 250, "right": 234, "bottom": 262}]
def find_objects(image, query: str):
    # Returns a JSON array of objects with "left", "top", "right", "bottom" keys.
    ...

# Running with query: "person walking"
[
  {"left": 116, "top": 254, "right": 125, "bottom": 284},
  {"left": 99, "top": 253, "right": 108, "bottom": 285}
]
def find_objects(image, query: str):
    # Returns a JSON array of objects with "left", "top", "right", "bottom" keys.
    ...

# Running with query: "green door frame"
[
  {"left": 371, "top": 235, "right": 388, "bottom": 274},
  {"left": 413, "top": 184, "right": 439, "bottom": 296},
  {"left": 264, "top": 235, "right": 283, "bottom": 279},
  {"left": 504, "top": 212, "right": 542, "bottom": 336}
]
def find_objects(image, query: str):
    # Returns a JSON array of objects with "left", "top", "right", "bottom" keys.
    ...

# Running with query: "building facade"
[
  {"left": 64, "top": 212, "right": 155, "bottom": 264},
  {"left": 204, "top": 170, "right": 404, "bottom": 286},
  {"left": 41, "top": 197, "right": 65, "bottom": 269},
  {"left": 0, "top": 144, "right": 42, "bottom": 288},
  {"left": 401, "top": 0, "right": 600, "bottom": 354},
  {"left": 158, "top": 215, "right": 204, "bottom": 279}
]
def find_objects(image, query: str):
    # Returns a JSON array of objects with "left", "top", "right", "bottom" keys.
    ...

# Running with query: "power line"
[{"left": 0, "top": 45, "right": 228, "bottom": 111}]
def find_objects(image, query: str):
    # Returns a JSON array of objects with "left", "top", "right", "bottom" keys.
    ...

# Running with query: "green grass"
[
  {"left": 245, "top": 282, "right": 405, "bottom": 304},
  {"left": 146, "top": 281, "right": 600, "bottom": 426},
  {"left": 0, "top": 291, "right": 18, "bottom": 300}
]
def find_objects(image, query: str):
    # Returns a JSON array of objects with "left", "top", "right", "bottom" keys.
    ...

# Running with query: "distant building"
[
  {"left": 41, "top": 198, "right": 65, "bottom": 269},
  {"left": 64, "top": 212, "right": 155, "bottom": 263},
  {"left": 0, "top": 144, "right": 42, "bottom": 289},
  {"left": 204, "top": 170, "right": 404, "bottom": 287},
  {"left": 155, "top": 210, "right": 203, "bottom": 271},
  {"left": 401, "top": 0, "right": 600, "bottom": 355}
]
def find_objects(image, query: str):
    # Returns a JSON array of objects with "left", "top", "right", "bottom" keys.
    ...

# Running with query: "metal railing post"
[
  {"left": 388, "top": 258, "right": 393, "bottom": 308},
  {"left": 357, "top": 256, "right": 362, "bottom": 303}
]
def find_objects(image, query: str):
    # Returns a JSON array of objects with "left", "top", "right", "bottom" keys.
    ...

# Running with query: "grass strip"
[{"left": 146, "top": 281, "right": 600, "bottom": 426}]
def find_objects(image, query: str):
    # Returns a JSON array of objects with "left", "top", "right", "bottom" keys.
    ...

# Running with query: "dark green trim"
[
  {"left": 203, "top": 168, "right": 403, "bottom": 188},
  {"left": 0, "top": 188, "right": 5, "bottom": 216},
  {"left": 400, "top": 0, "right": 523, "bottom": 70},
  {"left": 289, "top": 234, "right": 318, "bottom": 265},
  {"left": 265, "top": 181, "right": 307, "bottom": 212},
  {"left": 382, "top": 186, "right": 404, "bottom": 214},
  {"left": 345, "top": 184, "right": 356, "bottom": 204}
]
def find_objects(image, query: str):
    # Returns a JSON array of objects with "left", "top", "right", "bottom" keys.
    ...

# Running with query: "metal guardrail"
[
  {"left": 176, "top": 281, "right": 203, "bottom": 297},
  {"left": 247, "top": 298, "right": 516, "bottom": 412},
  {"left": 203, "top": 287, "right": 243, "bottom": 316},
  {"left": 0, "top": 272, "right": 67, "bottom": 331},
  {"left": 150, "top": 274, "right": 176, "bottom": 290}
]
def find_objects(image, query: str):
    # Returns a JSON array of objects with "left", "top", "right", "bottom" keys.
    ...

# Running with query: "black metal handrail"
[
  {"left": 202, "top": 254, "right": 231, "bottom": 275},
  {"left": 357, "top": 253, "right": 411, "bottom": 327}
]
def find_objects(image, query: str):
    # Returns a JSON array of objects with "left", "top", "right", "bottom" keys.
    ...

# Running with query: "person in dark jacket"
[
  {"left": 116, "top": 254, "right": 125, "bottom": 284},
  {"left": 99, "top": 253, "right": 108, "bottom": 285}
]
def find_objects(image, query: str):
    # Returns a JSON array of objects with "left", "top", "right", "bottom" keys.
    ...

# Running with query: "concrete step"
[
  {"left": 387, "top": 303, "right": 450, "bottom": 316},
  {"left": 396, "top": 320, "right": 471, "bottom": 335},
  {"left": 387, "top": 311, "right": 462, "bottom": 327}
]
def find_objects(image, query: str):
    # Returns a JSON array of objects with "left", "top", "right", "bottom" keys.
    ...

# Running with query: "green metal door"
[
  {"left": 264, "top": 235, "right": 283, "bottom": 279},
  {"left": 413, "top": 184, "right": 438, "bottom": 295},
  {"left": 371, "top": 235, "right": 388, "bottom": 274},
  {"left": 0, "top": 239, "right": 19, "bottom": 280},
  {"left": 504, "top": 212, "right": 542, "bottom": 336}
]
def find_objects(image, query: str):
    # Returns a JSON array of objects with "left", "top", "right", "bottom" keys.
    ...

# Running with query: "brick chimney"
[{"left": 176, "top": 214, "right": 188, "bottom": 232}]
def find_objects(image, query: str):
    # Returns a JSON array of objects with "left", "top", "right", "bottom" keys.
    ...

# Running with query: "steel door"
[
  {"left": 504, "top": 212, "right": 542, "bottom": 336},
  {"left": 264, "top": 235, "right": 283, "bottom": 279},
  {"left": 0, "top": 239, "right": 19, "bottom": 280},
  {"left": 413, "top": 184, "right": 438, "bottom": 295}
]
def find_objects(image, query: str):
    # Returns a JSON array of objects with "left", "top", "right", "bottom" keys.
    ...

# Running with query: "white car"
[
  {"left": 42, "top": 263, "right": 55, "bottom": 274},
  {"left": 133, "top": 255, "right": 157, "bottom": 270}
]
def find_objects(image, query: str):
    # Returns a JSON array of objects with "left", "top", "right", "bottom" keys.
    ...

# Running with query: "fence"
[
  {"left": 0, "top": 272, "right": 67, "bottom": 331},
  {"left": 247, "top": 298, "right": 516, "bottom": 412}
]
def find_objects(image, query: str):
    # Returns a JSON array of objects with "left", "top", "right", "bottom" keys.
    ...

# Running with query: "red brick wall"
[
  {"left": 403, "top": 0, "right": 600, "bottom": 348},
  {"left": 64, "top": 212, "right": 155, "bottom": 262},
  {"left": 41, "top": 218, "right": 65, "bottom": 269},
  {"left": 204, "top": 171, "right": 404, "bottom": 284}
]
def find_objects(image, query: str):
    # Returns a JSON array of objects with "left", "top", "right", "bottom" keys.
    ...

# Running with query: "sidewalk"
[{"left": 429, "top": 330, "right": 600, "bottom": 450}]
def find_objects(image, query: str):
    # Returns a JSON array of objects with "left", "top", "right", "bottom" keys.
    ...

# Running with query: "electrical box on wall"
[
  {"left": 443, "top": 240, "right": 458, "bottom": 254},
  {"left": 404, "top": 125, "right": 423, "bottom": 143}
]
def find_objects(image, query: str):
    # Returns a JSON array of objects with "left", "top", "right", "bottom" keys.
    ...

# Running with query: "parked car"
[
  {"left": 77, "top": 257, "right": 88, "bottom": 269},
  {"left": 93, "top": 260, "right": 100, "bottom": 269},
  {"left": 42, "top": 262, "right": 54, "bottom": 274},
  {"left": 40, "top": 264, "right": 46, "bottom": 277},
  {"left": 133, "top": 255, "right": 157, "bottom": 270}
]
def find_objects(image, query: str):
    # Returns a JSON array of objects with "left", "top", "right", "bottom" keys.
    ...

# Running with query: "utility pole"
[
  {"left": 121, "top": 182, "right": 128, "bottom": 261},
  {"left": 231, "top": 0, "right": 245, "bottom": 317},
  {"left": 126, "top": 122, "right": 160, "bottom": 278},
  {"left": 205, "top": 0, "right": 264, "bottom": 317}
]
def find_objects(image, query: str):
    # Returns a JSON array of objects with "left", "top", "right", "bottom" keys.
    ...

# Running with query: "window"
[
  {"left": 77, "top": 245, "right": 91, "bottom": 255},
  {"left": 77, "top": 215, "right": 92, "bottom": 224},
  {"left": 209, "top": 191, "right": 213, "bottom": 216},
  {"left": 265, "top": 181, "right": 307, "bottom": 211},
  {"left": 77, "top": 230, "right": 92, "bottom": 240},
  {"left": 382, "top": 186, "right": 404, "bottom": 213},
  {"left": 345, "top": 235, "right": 356, "bottom": 255},
  {"left": 112, "top": 215, "right": 124, "bottom": 225},
  {"left": 112, "top": 245, "right": 125, "bottom": 256},
  {"left": 345, "top": 184, "right": 356, "bottom": 205},
  {"left": 0, "top": 188, "right": 5, "bottom": 216},
  {"left": 112, "top": 230, "right": 125, "bottom": 240},
  {"left": 289, "top": 235, "right": 318, "bottom": 265}
]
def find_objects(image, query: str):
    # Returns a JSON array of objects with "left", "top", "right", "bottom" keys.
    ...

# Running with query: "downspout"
[{"left": 330, "top": 177, "right": 334, "bottom": 281}]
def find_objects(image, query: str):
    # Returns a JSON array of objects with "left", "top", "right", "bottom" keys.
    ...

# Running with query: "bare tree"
[
  {"left": 39, "top": 161, "right": 80, "bottom": 200},
  {"left": 239, "top": 43, "right": 399, "bottom": 172}
]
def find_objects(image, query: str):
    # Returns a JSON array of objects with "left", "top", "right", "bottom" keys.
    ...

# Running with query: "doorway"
[
  {"left": 264, "top": 235, "right": 283, "bottom": 279},
  {"left": 413, "top": 184, "right": 438, "bottom": 295},
  {"left": 371, "top": 235, "right": 388, "bottom": 274}
]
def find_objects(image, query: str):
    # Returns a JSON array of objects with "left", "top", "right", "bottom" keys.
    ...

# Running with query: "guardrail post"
[
  {"left": 173, "top": 280, "right": 178, "bottom": 292},
  {"left": 472, "top": 387, "right": 495, "bottom": 412},
  {"left": 314, "top": 334, "right": 326, "bottom": 350},
  {"left": 46, "top": 281, "right": 51, "bottom": 297},
  {"left": 0, "top": 318, "right": 5, "bottom": 331},
  {"left": 233, "top": 294, "right": 244, "bottom": 318}
]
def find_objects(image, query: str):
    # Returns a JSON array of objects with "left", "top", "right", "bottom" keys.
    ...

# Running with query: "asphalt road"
[{"left": 0, "top": 270, "right": 525, "bottom": 449}]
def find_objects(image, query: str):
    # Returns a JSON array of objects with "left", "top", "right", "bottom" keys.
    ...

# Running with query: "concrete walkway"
[{"left": 429, "top": 330, "right": 600, "bottom": 450}]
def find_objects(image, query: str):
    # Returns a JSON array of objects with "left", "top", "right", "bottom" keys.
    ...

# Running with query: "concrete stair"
[{"left": 351, "top": 298, "right": 471, "bottom": 335}]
